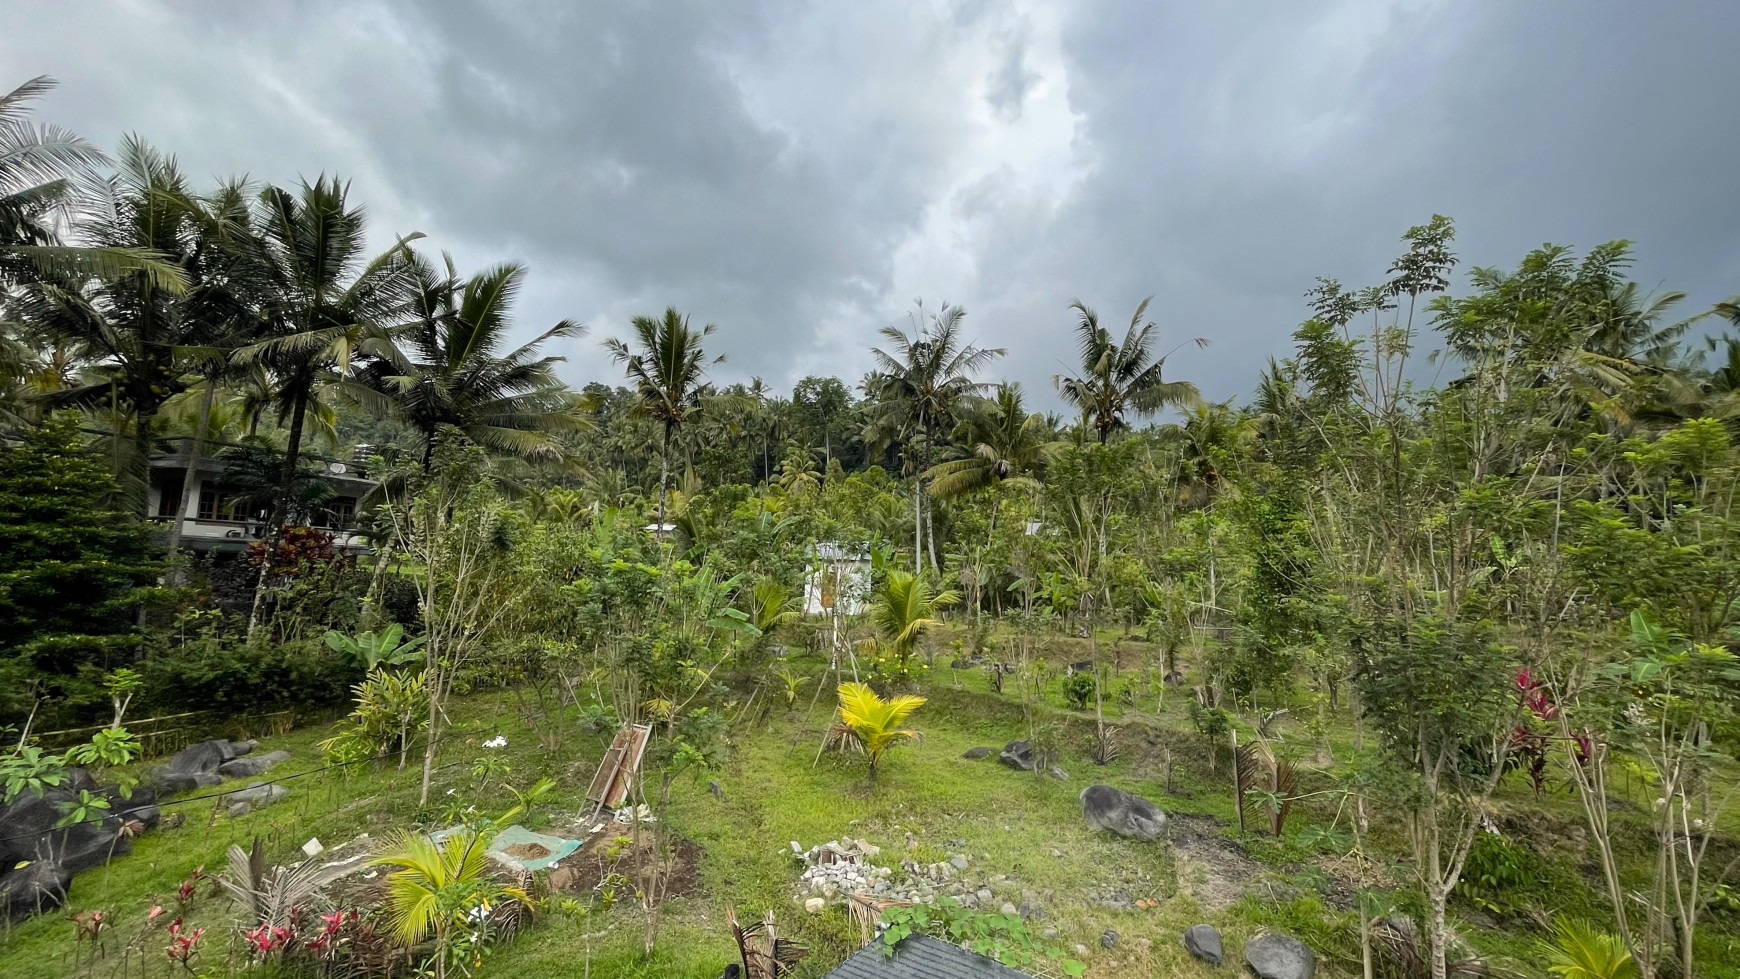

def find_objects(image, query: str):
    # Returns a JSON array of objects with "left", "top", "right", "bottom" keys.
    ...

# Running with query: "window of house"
[
  {"left": 332, "top": 496, "right": 356, "bottom": 527},
  {"left": 198, "top": 487, "right": 244, "bottom": 521},
  {"left": 157, "top": 473, "right": 184, "bottom": 517}
]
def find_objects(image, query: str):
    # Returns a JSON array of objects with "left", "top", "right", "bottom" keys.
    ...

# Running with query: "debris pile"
[
  {"left": 792, "top": 838, "right": 891, "bottom": 904},
  {"left": 788, "top": 837, "right": 1042, "bottom": 913}
]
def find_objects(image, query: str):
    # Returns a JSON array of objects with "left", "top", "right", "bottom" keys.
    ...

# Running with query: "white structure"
[
  {"left": 146, "top": 437, "right": 377, "bottom": 554},
  {"left": 803, "top": 542, "right": 871, "bottom": 617}
]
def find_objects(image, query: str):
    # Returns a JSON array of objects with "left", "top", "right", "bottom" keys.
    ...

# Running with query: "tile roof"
[{"left": 824, "top": 934, "right": 1039, "bottom": 979}]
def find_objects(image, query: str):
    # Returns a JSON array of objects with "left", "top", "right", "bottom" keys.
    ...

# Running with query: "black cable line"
[{"left": 0, "top": 720, "right": 513, "bottom": 847}]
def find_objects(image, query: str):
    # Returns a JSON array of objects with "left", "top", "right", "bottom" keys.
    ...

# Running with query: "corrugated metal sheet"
[{"left": 824, "top": 935, "right": 1039, "bottom": 979}]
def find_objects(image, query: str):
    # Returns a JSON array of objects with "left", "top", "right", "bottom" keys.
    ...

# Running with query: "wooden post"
[{"left": 1231, "top": 729, "right": 1245, "bottom": 836}]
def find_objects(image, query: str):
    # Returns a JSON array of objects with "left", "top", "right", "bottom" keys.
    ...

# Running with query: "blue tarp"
[{"left": 426, "top": 824, "right": 583, "bottom": 871}]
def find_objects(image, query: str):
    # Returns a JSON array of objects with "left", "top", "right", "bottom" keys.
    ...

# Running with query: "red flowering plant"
[
  {"left": 305, "top": 909, "right": 364, "bottom": 960},
  {"left": 66, "top": 908, "right": 111, "bottom": 945},
  {"left": 164, "top": 917, "right": 205, "bottom": 971},
  {"left": 1506, "top": 668, "right": 1592, "bottom": 797},
  {"left": 247, "top": 526, "right": 343, "bottom": 578}
]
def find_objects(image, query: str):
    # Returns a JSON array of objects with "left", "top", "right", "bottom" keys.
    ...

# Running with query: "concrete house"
[{"left": 145, "top": 438, "right": 378, "bottom": 554}]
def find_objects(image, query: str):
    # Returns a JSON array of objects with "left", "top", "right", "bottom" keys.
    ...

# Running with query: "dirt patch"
[
  {"left": 502, "top": 841, "right": 553, "bottom": 860},
  {"left": 1167, "top": 813, "right": 1270, "bottom": 910},
  {"left": 548, "top": 831, "right": 703, "bottom": 901}
]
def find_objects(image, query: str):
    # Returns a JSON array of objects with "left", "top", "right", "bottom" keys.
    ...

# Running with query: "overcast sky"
[{"left": 7, "top": 1, "right": 1739, "bottom": 408}]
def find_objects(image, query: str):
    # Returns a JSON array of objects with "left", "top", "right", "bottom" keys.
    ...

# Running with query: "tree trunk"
[
  {"left": 250, "top": 382, "right": 308, "bottom": 637},
  {"left": 926, "top": 491, "right": 940, "bottom": 572},
  {"left": 656, "top": 422, "right": 673, "bottom": 533},
  {"left": 913, "top": 469, "right": 923, "bottom": 576},
  {"left": 419, "top": 627, "right": 441, "bottom": 805},
  {"left": 276, "top": 380, "right": 312, "bottom": 526},
  {"left": 132, "top": 402, "right": 158, "bottom": 522},
  {"left": 164, "top": 380, "right": 217, "bottom": 561}
]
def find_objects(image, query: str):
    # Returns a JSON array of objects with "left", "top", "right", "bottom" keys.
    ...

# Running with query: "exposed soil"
[
  {"left": 1166, "top": 813, "right": 1269, "bottom": 910},
  {"left": 502, "top": 841, "right": 553, "bottom": 860},
  {"left": 548, "top": 830, "right": 704, "bottom": 901}
]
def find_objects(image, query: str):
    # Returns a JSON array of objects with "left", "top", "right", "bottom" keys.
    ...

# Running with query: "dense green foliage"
[{"left": 0, "top": 415, "right": 159, "bottom": 724}]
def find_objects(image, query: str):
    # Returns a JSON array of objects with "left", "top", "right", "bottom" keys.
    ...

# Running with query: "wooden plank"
[
  {"left": 585, "top": 725, "right": 633, "bottom": 804},
  {"left": 600, "top": 724, "right": 652, "bottom": 808}
]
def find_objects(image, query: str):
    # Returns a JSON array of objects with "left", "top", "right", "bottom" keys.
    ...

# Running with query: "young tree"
[{"left": 380, "top": 435, "right": 530, "bottom": 803}]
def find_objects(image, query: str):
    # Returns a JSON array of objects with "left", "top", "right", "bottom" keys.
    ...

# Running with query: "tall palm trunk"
[
  {"left": 132, "top": 403, "right": 158, "bottom": 521},
  {"left": 250, "top": 378, "right": 310, "bottom": 636},
  {"left": 912, "top": 470, "right": 923, "bottom": 576},
  {"left": 656, "top": 421, "right": 673, "bottom": 533},
  {"left": 164, "top": 379, "right": 217, "bottom": 563}
]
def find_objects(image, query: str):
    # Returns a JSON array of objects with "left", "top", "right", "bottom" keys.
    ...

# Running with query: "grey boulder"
[
  {"left": 998, "top": 740, "right": 1053, "bottom": 772},
  {"left": 1184, "top": 924, "right": 1224, "bottom": 965},
  {"left": 151, "top": 738, "right": 258, "bottom": 793},
  {"left": 226, "top": 782, "right": 288, "bottom": 808},
  {"left": 217, "top": 750, "right": 291, "bottom": 779},
  {"left": 1244, "top": 934, "right": 1315, "bottom": 979},
  {"left": 0, "top": 860, "right": 71, "bottom": 921},
  {"left": 1079, "top": 784, "right": 1167, "bottom": 841}
]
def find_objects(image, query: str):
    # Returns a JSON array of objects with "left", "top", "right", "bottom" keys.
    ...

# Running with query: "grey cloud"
[{"left": 5, "top": 0, "right": 1738, "bottom": 408}]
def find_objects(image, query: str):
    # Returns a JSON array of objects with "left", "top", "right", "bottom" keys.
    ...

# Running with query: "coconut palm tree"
[
  {"left": 1055, "top": 297, "right": 1203, "bottom": 443},
  {"left": 775, "top": 446, "right": 821, "bottom": 494},
  {"left": 870, "top": 569, "right": 958, "bottom": 678},
  {"left": 1160, "top": 401, "right": 1253, "bottom": 508},
  {"left": 864, "top": 302, "right": 1003, "bottom": 572},
  {"left": 0, "top": 76, "right": 185, "bottom": 293},
  {"left": 925, "top": 382, "right": 1051, "bottom": 500},
  {"left": 349, "top": 253, "right": 589, "bottom": 469},
  {"left": 826, "top": 682, "right": 926, "bottom": 778},
  {"left": 14, "top": 139, "right": 247, "bottom": 515},
  {"left": 238, "top": 176, "right": 421, "bottom": 526},
  {"left": 604, "top": 307, "right": 722, "bottom": 532}
]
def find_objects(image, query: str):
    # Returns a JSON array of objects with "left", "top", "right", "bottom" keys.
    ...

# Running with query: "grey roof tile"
[{"left": 824, "top": 934, "right": 1040, "bottom": 979}]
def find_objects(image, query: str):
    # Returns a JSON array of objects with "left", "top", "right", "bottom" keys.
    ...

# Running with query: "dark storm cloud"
[
  {"left": 978, "top": 0, "right": 1740, "bottom": 401},
  {"left": 5, "top": 1, "right": 1738, "bottom": 405}
]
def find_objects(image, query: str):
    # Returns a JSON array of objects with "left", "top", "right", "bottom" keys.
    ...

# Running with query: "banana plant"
[{"left": 325, "top": 623, "right": 427, "bottom": 671}]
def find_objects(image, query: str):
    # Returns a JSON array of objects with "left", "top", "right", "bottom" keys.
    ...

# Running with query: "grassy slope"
[{"left": 3, "top": 631, "right": 1736, "bottom": 978}]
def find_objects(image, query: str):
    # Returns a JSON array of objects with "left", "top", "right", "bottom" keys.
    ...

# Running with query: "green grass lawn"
[{"left": 3, "top": 638, "right": 1736, "bottom": 978}]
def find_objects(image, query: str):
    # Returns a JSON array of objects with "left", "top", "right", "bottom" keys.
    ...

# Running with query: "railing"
[{"left": 33, "top": 708, "right": 297, "bottom": 759}]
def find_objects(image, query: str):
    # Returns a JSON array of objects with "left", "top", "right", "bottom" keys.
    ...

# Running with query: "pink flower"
[
  {"left": 165, "top": 918, "right": 205, "bottom": 965},
  {"left": 245, "top": 922, "right": 294, "bottom": 955},
  {"left": 148, "top": 905, "right": 164, "bottom": 922}
]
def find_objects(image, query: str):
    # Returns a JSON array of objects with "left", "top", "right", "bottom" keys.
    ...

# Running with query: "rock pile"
[
  {"left": 149, "top": 738, "right": 259, "bottom": 794},
  {"left": 794, "top": 840, "right": 893, "bottom": 902},
  {"left": 789, "top": 837, "right": 1047, "bottom": 914}
]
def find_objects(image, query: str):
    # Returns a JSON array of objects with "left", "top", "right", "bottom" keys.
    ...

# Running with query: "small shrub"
[
  {"left": 1455, "top": 832, "right": 1536, "bottom": 914},
  {"left": 1062, "top": 671, "right": 1095, "bottom": 710},
  {"left": 140, "top": 636, "right": 354, "bottom": 715},
  {"left": 880, "top": 898, "right": 1084, "bottom": 977}
]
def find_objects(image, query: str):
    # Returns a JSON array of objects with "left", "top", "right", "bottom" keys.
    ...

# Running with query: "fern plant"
[{"left": 824, "top": 682, "right": 926, "bottom": 777}]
